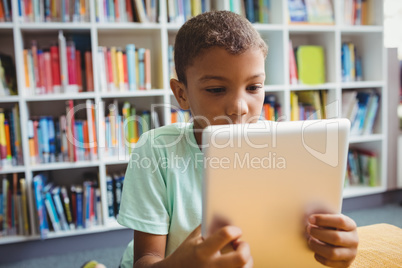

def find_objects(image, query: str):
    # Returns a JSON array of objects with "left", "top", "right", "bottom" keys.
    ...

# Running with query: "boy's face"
[{"left": 172, "top": 46, "right": 266, "bottom": 135}]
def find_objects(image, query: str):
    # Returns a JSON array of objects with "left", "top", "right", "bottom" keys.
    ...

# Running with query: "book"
[
  {"left": 19, "top": 0, "right": 89, "bottom": 22},
  {"left": 60, "top": 186, "right": 75, "bottom": 230},
  {"left": 32, "top": 174, "right": 49, "bottom": 238},
  {"left": 44, "top": 183, "right": 61, "bottom": 232},
  {"left": 288, "top": 0, "right": 308, "bottom": 23},
  {"left": 84, "top": 51, "right": 93, "bottom": 91},
  {"left": 75, "top": 185, "right": 83, "bottom": 229},
  {"left": 19, "top": 178, "right": 29, "bottom": 235},
  {"left": 106, "top": 175, "right": 114, "bottom": 218},
  {"left": 126, "top": 44, "right": 137, "bottom": 91},
  {"left": 134, "top": 0, "right": 149, "bottom": 22},
  {"left": 43, "top": 51, "right": 53, "bottom": 93},
  {"left": 144, "top": 49, "right": 151, "bottom": 90},
  {"left": 86, "top": 100, "right": 96, "bottom": 161},
  {"left": 304, "top": 0, "right": 334, "bottom": 24},
  {"left": 58, "top": 31, "right": 69, "bottom": 92},
  {"left": 138, "top": 48, "right": 145, "bottom": 90},
  {"left": 113, "top": 174, "right": 123, "bottom": 216},
  {"left": 289, "top": 40, "right": 298, "bottom": 85},
  {"left": 0, "top": 109, "right": 7, "bottom": 168},
  {"left": 296, "top": 45, "right": 325, "bottom": 85},
  {"left": 51, "top": 186, "right": 69, "bottom": 231}
]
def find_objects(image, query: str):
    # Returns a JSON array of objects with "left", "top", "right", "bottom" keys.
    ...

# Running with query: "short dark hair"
[{"left": 174, "top": 10, "right": 268, "bottom": 85}]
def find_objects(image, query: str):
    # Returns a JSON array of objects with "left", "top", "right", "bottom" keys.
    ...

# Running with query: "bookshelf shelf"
[
  {"left": 289, "top": 83, "right": 338, "bottom": 91},
  {"left": 252, "top": 24, "right": 284, "bottom": 31},
  {"left": 349, "top": 134, "right": 384, "bottom": 144},
  {"left": 339, "top": 25, "right": 383, "bottom": 33},
  {"left": 23, "top": 93, "right": 97, "bottom": 102},
  {"left": 99, "top": 90, "right": 166, "bottom": 98},
  {"left": 0, "top": 235, "right": 38, "bottom": 245},
  {"left": 343, "top": 186, "right": 386, "bottom": 198},
  {"left": 287, "top": 25, "right": 336, "bottom": 32},
  {"left": 102, "top": 157, "right": 130, "bottom": 165},
  {"left": 0, "top": 23, "right": 13, "bottom": 29},
  {"left": 0, "top": 96, "right": 19, "bottom": 103},
  {"left": 341, "top": 81, "right": 385, "bottom": 89},
  {"left": 0, "top": 166, "right": 26, "bottom": 174},
  {"left": 96, "top": 23, "right": 161, "bottom": 30},
  {"left": 29, "top": 161, "right": 100, "bottom": 172},
  {"left": 264, "top": 85, "right": 286, "bottom": 92},
  {"left": 0, "top": 0, "right": 388, "bottom": 244},
  {"left": 18, "top": 23, "right": 92, "bottom": 30}
]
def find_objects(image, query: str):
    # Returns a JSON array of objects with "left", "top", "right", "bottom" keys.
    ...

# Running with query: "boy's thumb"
[{"left": 189, "top": 225, "right": 202, "bottom": 238}]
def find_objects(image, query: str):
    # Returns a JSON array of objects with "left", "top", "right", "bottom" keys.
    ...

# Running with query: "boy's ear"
[{"left": 170, "top": 78, "right": 190, "bottom": 110}]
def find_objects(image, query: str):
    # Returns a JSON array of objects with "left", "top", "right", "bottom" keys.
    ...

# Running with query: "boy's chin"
[{"left": 203, "top": 120, "right": 260, "bottom": 127}]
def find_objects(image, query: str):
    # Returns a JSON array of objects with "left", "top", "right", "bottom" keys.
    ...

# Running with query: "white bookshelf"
[{"left": 0, "top": 0, "right": 387, "bottom": 243}]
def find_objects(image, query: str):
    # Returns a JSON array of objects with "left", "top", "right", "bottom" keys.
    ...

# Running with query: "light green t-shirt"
[{"left": 117, "top": 123, "right": 204, "bottom": 268}]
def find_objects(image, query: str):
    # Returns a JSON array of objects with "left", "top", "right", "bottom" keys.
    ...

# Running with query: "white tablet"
[{"left": 201, "top": 119, "right": 350, "bottom": 268}]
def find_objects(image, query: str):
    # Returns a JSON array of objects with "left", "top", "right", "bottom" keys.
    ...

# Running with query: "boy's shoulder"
[{"left": 147, "top": 122, "right": 193, "bottom": 141}]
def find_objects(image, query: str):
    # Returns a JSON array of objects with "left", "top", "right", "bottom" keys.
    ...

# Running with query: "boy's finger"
[
  {"left": 186, "top": 225, "right": 202, "bottom": 242},
  {"left": 308, "top": 225, "right": 358, "bottom": 247},
  {"left": 197, "top": 226, "right": 242, "bottom": 256},
  {"left": 308, "top": 236, "right": 357, "bottom": 262},
  {"left": 309, "top": 214, "right": 357, "bottom": 231},
  {"left": 314, "top": 253, "right": 354, "bottom": 268},
  {"left": 214, "top": 241, "right": 252, "bottom": 267}
]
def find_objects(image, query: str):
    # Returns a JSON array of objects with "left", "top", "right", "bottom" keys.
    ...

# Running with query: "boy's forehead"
[{"left": 185, "top": 47, "right": 266, "bottom": 82}]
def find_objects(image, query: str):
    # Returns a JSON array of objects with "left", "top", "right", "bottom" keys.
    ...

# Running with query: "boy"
[{"left": 118, "top": 11, "right": 358, "bottom": 268}]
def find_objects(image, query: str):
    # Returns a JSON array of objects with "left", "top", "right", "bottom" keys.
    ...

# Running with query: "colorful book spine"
[
  {"left": 106, "top": 175, "right": 114, "bottom": 218},
  {"left": 144, "top": 49, "right": 151, "bottom": 90},
  {"left": 75, "top": 185, "right": 83, "bottom": 229},
  {"left": 33, "top": 175, "right": 49, "bottom": 239},
  {"left": 61, "top": 186, "right": 75, "bottom": 230},
  {"left": 51, "top": 186, "right": 69, "bottom": 231},
  {"left": 19, "top": 178, "right": 29, "bottom": 235},
  {"left": 138, "top": 48, "right": 145, "bottom": 90},
  {"left": 44, "top": 188, "right": 61, "bottom": 232}
]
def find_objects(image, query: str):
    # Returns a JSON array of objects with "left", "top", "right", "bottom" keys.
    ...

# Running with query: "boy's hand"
[
  {"left": 167, "top": 225, "right": 253, "bottom": 268},
  {"left": 307, "top": 214, "right": 358, "bottom": 268}
]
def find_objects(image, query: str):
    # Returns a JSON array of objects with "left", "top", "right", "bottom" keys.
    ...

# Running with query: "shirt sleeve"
[{"left": 117, "top": 131, "right": 169, "bottom": 235}]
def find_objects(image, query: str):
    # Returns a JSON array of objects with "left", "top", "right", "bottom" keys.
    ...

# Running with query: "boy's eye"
[
  {"left": 206, "top": 88, "right": 225, "bottom": 93},
  {"left": 247, "top": 85, "right": 263, "bottom": 92}
]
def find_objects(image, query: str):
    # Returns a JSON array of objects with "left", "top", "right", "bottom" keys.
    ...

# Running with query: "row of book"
[
  {"left": 23, "top": 32, "right": 94, "bottom": 95},
  {"left": 96, "top": 0, "right": 158, "bottom": 23},
  {"left": 106, "top": 173, "right": 124, "bottom": 219},
  {"left": 28, "top": 100, "right": 97, "bottom": 165},
  {"left": 101, "top": 100, "right": 160, "bottom": 158},
  {"left": 171, "top": 109, "right": 191, "bottom": 123},
  {"left": 167, "top": 0, "right": 209, "bottom": 24},
  {"left": 346, "top": 147, "right": 378, "bottom": 187},
  {"left": 289, "top": 42, "right": 326, "bottom": 85},
  {"left": 33, "top": 172, "right": 102, "bottom": 239},
  {"left": 0, "top": 105, "right": 23, "bottom": 169},
  {"left": 97, "top": 45, "right": 151, "bottom": 93},
  {"left": 170, "top": 94, "right": 282, "bottom": 124},
  {"left": 288, "top": 0, "right": 334, "bottom": 24},
  {"left": 168, "top": 45, "right": 176, "bottom": 79},
  {"left": 0, "top": 0, "right": 11, "bottom": 22},
  {"left": 341, "top": 42, "right": 362, "bottom": 82},
  {"left": 0, "top": 54, "right": 17, "bottom": 96},
  {"left": 261, "top": 95, "right": 282, "bottom": 121},
  {"left": 17, "top": 0, "right": 90, "bottom": 22},
  {"left": 167, "top": 0, "right": 271, "bottom": 24},
  {"left": 290, "top": 90, "right": 327, "bottom": 121},
  {"left": 342, "top": 0, "right": 371, "bottom": 26},
  {"left": 1, "top": 174, "right": 30, "bottom": 237},
  {"left": 342, "top": 90, "right": 379, "bottom": 136}
]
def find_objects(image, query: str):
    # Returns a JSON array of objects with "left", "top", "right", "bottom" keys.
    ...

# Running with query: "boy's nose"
[{"left": 226, "top": 98, "right": 248, "bottom": 119}]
